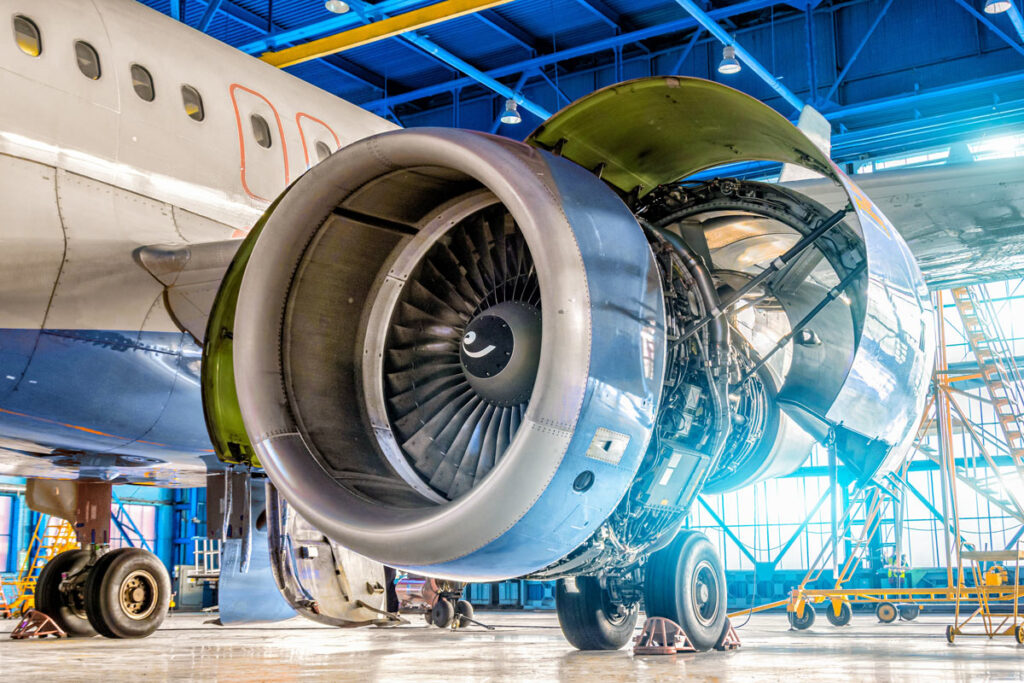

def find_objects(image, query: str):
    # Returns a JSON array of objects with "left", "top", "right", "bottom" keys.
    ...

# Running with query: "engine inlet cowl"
[{"left": 231, "top": 129, "right": 666, "bottom": 580}]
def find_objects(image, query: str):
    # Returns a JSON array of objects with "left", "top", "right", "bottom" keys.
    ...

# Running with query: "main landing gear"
[
  {"left": 555, "top": 530, "right": 728, "bottom": 652},
  {"left": 34, "top": 547, "right": 171, "bottom": 638}
]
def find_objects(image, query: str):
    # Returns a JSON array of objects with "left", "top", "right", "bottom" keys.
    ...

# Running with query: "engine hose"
[{"left": 645, "top": 223, "right": 731, "bottom": 459}]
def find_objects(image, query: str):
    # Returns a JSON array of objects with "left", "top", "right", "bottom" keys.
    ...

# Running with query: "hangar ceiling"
[{"left": 141, "top": 0, "right": 1024, "bottom": 168}]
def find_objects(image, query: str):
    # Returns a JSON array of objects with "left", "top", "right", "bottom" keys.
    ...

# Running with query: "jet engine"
[{"left": 202, "top": 77, "right": 934, "bottom": 650}]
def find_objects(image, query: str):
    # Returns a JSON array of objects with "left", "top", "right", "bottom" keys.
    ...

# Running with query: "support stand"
[{"left": 10, "top": 610, "right": 67, "bottom": 639}]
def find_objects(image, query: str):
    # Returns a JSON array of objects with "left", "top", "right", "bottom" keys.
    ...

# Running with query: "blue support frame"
[
  {"left": 110, "top": 491, "right": 153, "bottom": 553},
  {"left": 951, "top": 0, "right": 1024, "bottom": 59},
  {"left": 360, "top": 0, "right": 781, "bottom": 112},
  {"left": 670, "top": 28, "right": 704, "bottom": 75}
]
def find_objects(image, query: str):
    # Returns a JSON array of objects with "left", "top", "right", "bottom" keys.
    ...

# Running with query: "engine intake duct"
[{"left": 229, "top": 129, "right": 666, "bottom": 580}]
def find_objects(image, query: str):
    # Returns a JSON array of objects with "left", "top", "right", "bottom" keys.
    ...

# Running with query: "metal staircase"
[
  {"left": 0, "top": 515, "right": 77, "bottom": 616},
  {"left": 951, "top": 286, "right": 1024, "bottom": 467}
]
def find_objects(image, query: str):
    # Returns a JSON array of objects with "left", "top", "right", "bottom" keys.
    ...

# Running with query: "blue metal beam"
[
  {"left": 672, "top": 0, "right": 805, "bottom": 113},
  {"left": 361, "top": 0, "right": 781, "bottom": 111},
  {"left": 205, "top": 0, "right": 389, "bottom": 91},
  {"left": 897, "top": 474, "right": 975, "bottom": 552},
  {"left": 697, "top": 496, "right": 759, "bottom": 565},
  {"left": 951, "top": 0, "right": 1024, "bottom": 59},
  {"left": 474, "top": 10, "right": 540, "bottom": 54},
  {"left": 533, "top": 68, "right": 572, "bottom": 107},
  {"left": 317, "top": 0, "right": 552, "bottom": 118},
  {"left": 824, "top": 70, "right": 1024, "bottom": 119},
  {"left": 670, "top": 28, "right": 704, "bottom": 74},
  {"left": 237, "top": 0, "right": 431, "bottom": 54},
  {"left": 197, "top": 0, "right": 224, "bottom": 32},
  {"left": 823, "top": 0, "right": 894, "bottom": 104},
  {"left": 569, "top": 0, "right": 623, "bottom": 31},
  {"left": 402, "top": 32, "right": 552, "bottom": 119},
  {"left": 769, "top": 487, "right": 831, "bottom": 569},
  {"left": 1009, "top": 3, "right": 1024, "bottom": 43}
]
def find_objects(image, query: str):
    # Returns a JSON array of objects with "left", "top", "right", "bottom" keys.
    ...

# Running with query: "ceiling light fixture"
[
  {"left": 325, "top": 0, "right": 351, "bottom": 14},
  {"left": 984, "top": 0, "right": 1012, "bottom": 13},
  {"left": 500, "top": 98, "right": 522, "bottom": 125},
  {"left": 718, "top": 45, "right": 741, "bottom": 75}
]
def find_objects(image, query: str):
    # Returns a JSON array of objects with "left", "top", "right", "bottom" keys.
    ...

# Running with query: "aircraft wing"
[{"left": 787, "top": 157, "right": 1024, "bottom": 289}]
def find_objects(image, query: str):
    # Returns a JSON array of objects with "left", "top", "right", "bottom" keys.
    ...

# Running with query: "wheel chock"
[
  {"left": 10, "top": 610, "right": 67, "bottom": 640},
  {"left": 715, "top": 620, "right": 742, "bottom": 651},
  {"left": 633, "top": 617, "right": 697, "bottom": 655}
]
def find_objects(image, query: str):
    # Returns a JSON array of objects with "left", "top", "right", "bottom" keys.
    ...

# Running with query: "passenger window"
[
  {"left": 130, "top": 64, "right": 154, "bottom": 102},
  {"left": 315, "top": 141, "right": 332, "bottom": 162},
  {"left": 181, "top": 85, "right": 204, "bottom": 121},
  {"left": 74, "top": 41, "right": 100, "bottom": 80},
  {"left": 251, "top": 114, "right": 272, "bottom": 148},
  {"left": 13, "top": 15, "right": 40, "bottom": 57}
]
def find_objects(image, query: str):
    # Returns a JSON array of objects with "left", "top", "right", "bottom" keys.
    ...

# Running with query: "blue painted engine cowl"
[{"left": 230, "top": 128, "right": 667, "bottom": 581}]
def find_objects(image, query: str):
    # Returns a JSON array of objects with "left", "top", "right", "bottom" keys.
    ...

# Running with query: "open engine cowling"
[
  {"left": 203, "top": 77, "right": 935, "bottom": 584},
  {"left": 229, "top": 128, "right": 666, "bottom": 580}
]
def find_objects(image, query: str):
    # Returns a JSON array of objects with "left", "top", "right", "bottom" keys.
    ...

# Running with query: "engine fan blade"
[
  {"left": 385, "top": 362, "right": 462, "bottom": 397},
  {"left": 386, "top": 342, "right": 458, "bottom": 371},
  {"left": 389, "top": 322, "right": 461, "bottom": 347},
  {"left": 400, "top": 388, "right": 477, "bottom": 472},
  {"left": 405, "top": 281, "right": 468, "bottom": 327},
  {"left": 387, "top": 373, "right": 467, "bottom": 419},
  {"left": 429, "top": 244, "right": 484, "bottom": 302},
  {"left": 467, "top": 214, "right": 497, "bottom": 290},
  {"left": 430, "top": 400, "right": 491, "bottom": 495},
  {"left": 419, "top": 260, "right": 476, "bottom": 317}
]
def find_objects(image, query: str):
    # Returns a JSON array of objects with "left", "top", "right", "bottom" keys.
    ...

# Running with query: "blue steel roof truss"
[{"left": 143, "top": 0, "right": 1024, "bottom": 165}]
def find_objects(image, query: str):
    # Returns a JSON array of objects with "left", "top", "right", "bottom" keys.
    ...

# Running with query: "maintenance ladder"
[
  {"left": 0, "top": 515, "right": 77, "bottom": 616},
  {"left": 951, "top": 286, "right": 1024, "bottom": 468}
]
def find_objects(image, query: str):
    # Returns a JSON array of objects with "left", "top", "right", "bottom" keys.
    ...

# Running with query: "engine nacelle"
[
  {"left": 202, "top": 77, "right": 934, "bottom": 583},
  {"left": 226, "top": 128, "right": 665, "bottom": 580}
]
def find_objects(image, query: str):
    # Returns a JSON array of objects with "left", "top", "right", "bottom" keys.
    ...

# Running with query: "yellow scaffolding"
[
  {"left": 729, "top": 288, "right": 1024, "bottom": 636},
  {"left": 0, "top": 515, "right": 77, "bottom": 617}
]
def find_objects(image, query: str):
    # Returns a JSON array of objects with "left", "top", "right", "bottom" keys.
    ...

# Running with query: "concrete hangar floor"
[{"left": 2, "top": 612, "right": 1021, "bottom": 681}]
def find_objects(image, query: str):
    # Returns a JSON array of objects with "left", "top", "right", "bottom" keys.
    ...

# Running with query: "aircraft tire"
[
  {"left": 455, "top": 599, "right": 475, "bottom": 628},
  {"left": 431, "top": 598, "right": 455, "bottom": 628},
  {"left": 85, "top": 548, "right": 170, "bottom": 638},
  {"left": 644, "top": 530, "right": 727, "bottom": 651},
  {"left": 555, "top": 576, "right": 638, "bottom": 650},
  {"left": 34, "top": 549, "right": 97, "bottom": 637}
]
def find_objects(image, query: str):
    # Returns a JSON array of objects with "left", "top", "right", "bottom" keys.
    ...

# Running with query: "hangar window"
[
  {"left": 74, "top": 41, "right": 101, "bottom": 80},
  {"left": 12, "top": 15, "right": 40, "bottom": 57},
  {"left": 315, "top": 140, "right": 332, "bottom": 162},
  {"left": 180, "top": 84, "right": 204, "bottom": 121},
  {"left": 251, "top": 113, "right": 272, "bottom": 148},
  {"left": 130, "top": 63, "right": 155, "bottom": 102}
]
